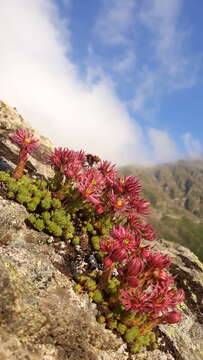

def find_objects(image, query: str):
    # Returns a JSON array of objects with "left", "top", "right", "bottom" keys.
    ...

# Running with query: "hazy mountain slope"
[{"left": 120, "top": 158, "right": 203, "bottom": 261}]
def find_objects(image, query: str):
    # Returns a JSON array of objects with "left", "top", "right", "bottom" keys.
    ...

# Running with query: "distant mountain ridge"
[{"left": 120, "top": 158, "right": 203, "bottom": 261}]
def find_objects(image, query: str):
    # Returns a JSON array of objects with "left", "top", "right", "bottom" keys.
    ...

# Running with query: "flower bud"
[
  {"left": 127, "top": 277, "right": 139, "bottom": 287},
  {"left": 125, "top": 257, "right": 144, "bottom": 276},
  {"left": 96, "top": 205, "right": 105, "bottom": 214},
  {"left": 103, "top": 257, "right": 113, "bottom": 267},
  {"left": 164, "top": 311, "right": 182, "bottom": 324},
  {"left": 111, "top": 248, "right": 127, "bottom": 262}
]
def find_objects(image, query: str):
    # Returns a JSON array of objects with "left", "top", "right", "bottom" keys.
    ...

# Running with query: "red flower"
[
  {"left": 119, "top": 287, "right": 152, "bottom": 312},
  {"left": 111, "top": 248, "right": 127, "bottom": 262},
  {"left": 9, "top": 129, "right": 39, "bottom": 179},
  {"left": 125, "top": 257, "right": 144, "bottom": 276},
  {"left": 49, "top": 147, "right": 85, "bottom": 178},
  {"left": 128, "top": 214, "right": 156, "bottom": 241},
  {"left": 110, "top": 191, "right": 127, "bottom": 212},
  {"left": 98, "top": 160, "right": 118, "bottom": 185},
  {"left": 111, "top": 225, "right": 140, "bottom": 250},
  {"left": 147, "top": 252, "right": 172, "bottom": 269},
  {"left": 140, "top": 222, "right": 156, "bottom": 241},
  {"left": 130, "top": 196, "right": 150, "bottom": 216},
  {"left": 120, "top": 282, "right": 184, "bottom": 315},
  {"left": 154, "top": 269, "right": 174, "bottom": 284},
  {"left": 10, "top": 128, "right": 39, "bottom": 153},
  {"left": 165, "top": 289, "right": 185, "bottom": 307},
  {"left": 118, "top": 257, "right": 144, "bottom": 287},
  {"left": 64, "top": 150, "right": 85, "bottom": 179},
  {"left": 100, "top": 237, "right": 120, "bottom": 253},
  {"left": 77, "top": 168, "right": 105, "bottom": 205},
  {"left": 124, "top": 176, "right": 142, "bottom": 196},
  {"left": 48, "top": 148, "right": 70, "bottom": 171}
]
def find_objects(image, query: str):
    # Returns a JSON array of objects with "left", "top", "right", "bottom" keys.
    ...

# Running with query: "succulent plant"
[{"left": 0, "top": 128, "right": 186, "bottom": 354}]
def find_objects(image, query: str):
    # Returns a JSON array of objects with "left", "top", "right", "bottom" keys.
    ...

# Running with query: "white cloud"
[
  {"left": 182, "top": 133, "right": 203, "bottom": 158},
  {"left": 0, "top": 0, "right": 148, "bottom": 165},
  {"left": 1, "top": 0, "right": 199, "bottom": 167},
  {"left": 148, "top": 128, "right": 180, "bottom": 163},
  {"left": 94, "top": 0, "right": 136, "bottom": 45}
]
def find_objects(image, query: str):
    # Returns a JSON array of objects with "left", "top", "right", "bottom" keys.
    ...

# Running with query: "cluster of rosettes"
[
  {"left": 48, "top": 148, "right": 150, "bottom": 217},
  {"left": 8, "top": 130, "right": 184, "bottom": 353},
  {"left": 100, "top": 224, "right": 184, "bottom": 324},
  {"left": 47, "top": 147, "right": 184, "bottom": 325}
]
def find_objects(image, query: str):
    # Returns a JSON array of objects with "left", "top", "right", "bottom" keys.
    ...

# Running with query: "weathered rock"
[
  {"left": 154, "top": 240, "right": 203, "bottom": 360},
  {"left": 0, "top": 201, "right": 128, "bottom": 360},
  {"left": 0, "top": 197, "right": 203, "bottom": 360}
]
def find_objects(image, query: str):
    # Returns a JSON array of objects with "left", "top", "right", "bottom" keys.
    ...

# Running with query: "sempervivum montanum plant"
[
  {"left": 10, "top": 128, "right": 39, "bottom": 179},
  {"left": 0, "top": 129, "right": 185, "bottom": 354}
]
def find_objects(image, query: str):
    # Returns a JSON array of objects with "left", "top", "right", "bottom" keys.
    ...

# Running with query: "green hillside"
[{"left": 120, "top": 158, "right": 203, "bottom": 261}]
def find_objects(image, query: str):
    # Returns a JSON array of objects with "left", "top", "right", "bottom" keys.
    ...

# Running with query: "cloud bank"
[{"left": 182, "top": 133, "right": 203, "bottom": 158}]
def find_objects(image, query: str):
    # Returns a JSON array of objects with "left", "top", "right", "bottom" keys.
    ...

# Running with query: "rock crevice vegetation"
[{"left": 0, "top": 128, "right": 186, "bottom": 355}]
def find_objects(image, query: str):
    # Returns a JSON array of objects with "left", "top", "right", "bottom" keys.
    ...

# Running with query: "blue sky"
[{"left": 0, "top": 0, "right": 202, "bottom": 165}]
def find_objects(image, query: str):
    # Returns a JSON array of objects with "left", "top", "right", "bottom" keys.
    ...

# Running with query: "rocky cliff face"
[{"left": 0, "top": 101, "right": 203, "bottom": 360}]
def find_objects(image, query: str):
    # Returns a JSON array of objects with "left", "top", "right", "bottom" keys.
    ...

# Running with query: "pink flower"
[
  {"left": 111, "top": 225, "right": 127, "bottom": 239},
  {"left": 111, "top": 225, "right": 140, "bottom": 250},
  {"left": 48, "top": 148, "right": 71, "bottom": 171},
  {"left": 140, "top": 246, "right": 153, "bottom": 259},
  {"left": 77, "top": 168, "right": 105, "bottom": 205},
  {"left": 9, "top": 129, "right": 39, "bottom": 179},
  {"left": 119, "top": 287, "right": 153, "bottom": 312},
  {"left": 116, "top": 175, "right": 142, "bottom": 197},
  {"left": 154, "top": 269, "right": 173, "bottom": 283},
  {"left": 124, "top": 176, "right": 142, "bottom": 196},
  {"left": 49, "top": 147, "right": 85, "bottom": 179},
  {"left": 64, "top": 152, "right": 85, "bottom": 179},
  {"left": 140, "top": 223, "right": 156, "bottom": 241},
  {"left": 100, "top": 237, "right": 120, "bottom": 254},
  {"left": 128, "top": 215, "right": 156, "bottom": 241},
  {"left": 10, "top": 128, "right": 39, "bottom": 153},
  {"left": 120, "top": 282, "right": 184, "bottom": 314},
  {"left": 165, "top": 289, "right": 185, "bottom": 307},
  {"left": 98, "top": 160, "right": 118, "bottom": 185},
  {"left": 110, "top": 191, "right": 127, "bottom": 212},
  {"left": 130, "top": 196, "right": 150, "bottom": 216},
  {"left": 147, "top": 252, "right": 172, "bottom": 269}
]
